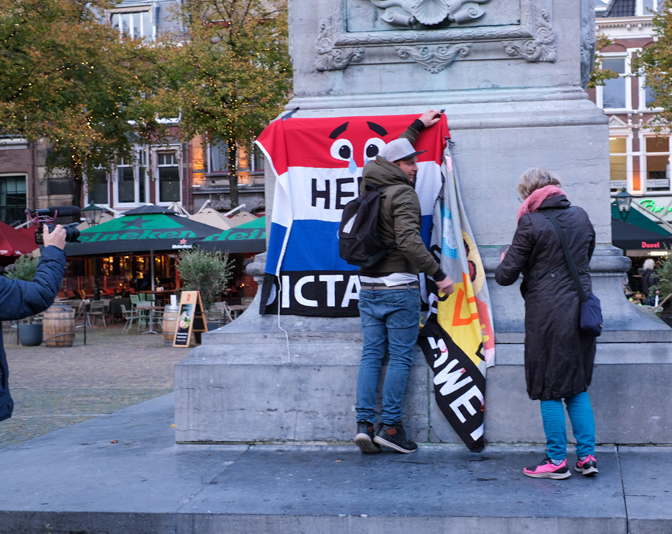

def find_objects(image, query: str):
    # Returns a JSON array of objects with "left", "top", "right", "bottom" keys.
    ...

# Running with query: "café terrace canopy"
[
  {"left": 611, "top": 204, "right": 672, "bottom": 251},
  {"left": 196, "top": 217, "right": 266, "bottom": 254},
  {"left": 64, "top": 205, "right": 223, "bottom": 256}
]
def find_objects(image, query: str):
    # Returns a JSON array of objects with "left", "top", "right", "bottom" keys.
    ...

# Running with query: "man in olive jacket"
[
  {"left": 354, "top": 110, "right": 454, "bottom": 454},
  {"left": 0, "top": 225, "right": 67, "bottom": 422}
]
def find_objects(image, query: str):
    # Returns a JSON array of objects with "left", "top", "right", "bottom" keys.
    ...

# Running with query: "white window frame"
[
  {"left": 112, "top": 147, "right": 150, "bottom": 208},
  {"left": 251, "top": 146, "right": 265, "bottom": 173},
  {"left": 641, "top": 133, "right": 672, "bottom": 193},
  {"left": 597, "top": 52, "right": 632, "bottom": 112},
  {"left": 84, "top": 168, "right": 110, "bottom": 207},
  {"left": 636, "top": 0, "right": 660, "bottom": 16},
  {"left": 609, "top": 136, "right": 632, "bottom": 193},
  {"left": 109, "top": 6, "right": 155, "bottom": 41},
  {"left": 208, "top": 141, "right": 232, "bottom": 174},
  {"left": 153, "top": 146, "right": 182, "bottom": 206}
]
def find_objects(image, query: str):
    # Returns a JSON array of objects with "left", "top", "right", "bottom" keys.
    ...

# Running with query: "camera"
[{"left": 26, "top": 207, "right": 82, "bottom": 245}]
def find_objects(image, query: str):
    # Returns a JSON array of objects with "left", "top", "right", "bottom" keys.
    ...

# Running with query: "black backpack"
[{"left": 338, "top": 182, "right": 395, "bottom": 268}]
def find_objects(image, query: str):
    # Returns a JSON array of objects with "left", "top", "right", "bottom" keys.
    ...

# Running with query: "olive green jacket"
[{"left": 358, "top": 125, "right": 442, "bottom": 279}]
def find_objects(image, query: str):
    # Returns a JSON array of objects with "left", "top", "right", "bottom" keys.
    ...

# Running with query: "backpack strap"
[{"left": 543, "top": 212, "right": 587, "bottom": 302}]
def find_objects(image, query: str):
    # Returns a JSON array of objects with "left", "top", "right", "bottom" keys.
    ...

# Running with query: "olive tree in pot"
[
  {"left": 5, "top": 255, "right": 43, "bottom": 345},
  {"left": 177, "top": 249, "right": 233, "bottom": 331}
]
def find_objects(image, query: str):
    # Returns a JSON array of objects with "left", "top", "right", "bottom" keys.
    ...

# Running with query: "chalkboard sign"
[{"left": 173, "top": 291, "right": 208, "bottom": 347}]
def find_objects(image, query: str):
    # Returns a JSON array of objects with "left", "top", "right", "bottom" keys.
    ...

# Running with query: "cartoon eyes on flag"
[{"left": 330, "top": 137, "right": 387, "bottom": 173}]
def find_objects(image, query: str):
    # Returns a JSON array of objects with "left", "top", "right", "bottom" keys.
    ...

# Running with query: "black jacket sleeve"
[{"left": 495, "top": 215, "right": 535, "bottom": 287}]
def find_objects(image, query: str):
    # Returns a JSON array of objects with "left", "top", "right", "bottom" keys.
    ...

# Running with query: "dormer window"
[{"left": 637, "top": 0, "right": 660, "bottom": 16}]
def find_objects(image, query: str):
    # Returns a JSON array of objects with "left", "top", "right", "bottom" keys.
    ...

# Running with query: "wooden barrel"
[
  {"left": 162, "top": 305, "right": 180, "bottom": 346},
  {"left": 43, "top": 305, "right": 75, "bottom": 347}
]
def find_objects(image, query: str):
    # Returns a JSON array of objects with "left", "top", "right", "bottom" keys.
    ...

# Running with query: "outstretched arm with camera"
[{"left": 0, "top": 224, "right": 67, "bottom": 322}]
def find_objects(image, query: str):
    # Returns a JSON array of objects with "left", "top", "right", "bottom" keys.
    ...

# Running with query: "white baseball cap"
[{"left": 380, "top": 138, "right": 426, "bottom": 162}]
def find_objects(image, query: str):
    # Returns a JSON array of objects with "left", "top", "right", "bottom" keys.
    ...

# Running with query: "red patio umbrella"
[{"left": 0, "top": 221, "right": 38, "bottom": 258}]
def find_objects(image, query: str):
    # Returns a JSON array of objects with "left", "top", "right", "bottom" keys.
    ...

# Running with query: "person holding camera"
[{"left": 0, "top": 224, "right": 67, "bottom": 422}]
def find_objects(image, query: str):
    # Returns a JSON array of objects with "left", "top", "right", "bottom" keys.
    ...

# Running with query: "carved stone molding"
[
  {"left": 315, "top": 16, "right": 365, "bottom": 71},
  {"left": 580, "top": 0, "right": 596, "bottom": 89},
  {"left": 315, "top": 0, "right": 557, "bottom": 73},
  {"left": 503, "top": 8, "right": 556, "bottom": 62},
  {"left": 368, "top": 0, "right": 492, "bottom": 27},
  {"left": 396, "top": 44, "right": 472, "bottom": 73}
]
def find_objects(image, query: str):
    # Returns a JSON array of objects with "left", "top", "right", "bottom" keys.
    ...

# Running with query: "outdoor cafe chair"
[
  {"left": 88, "top": 300, "right": 107, "bottom": 328},
  {"left": 129, "top": 294, "right": 140, "bottom": 308},
  {"left": 120, "top": 304, "right": 141, "bottom": 334}
]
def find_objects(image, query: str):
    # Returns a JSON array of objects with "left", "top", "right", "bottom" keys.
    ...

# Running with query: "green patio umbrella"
[
  {"left": 64, "top": 205, "right": 223, "bottom": 256},
  {"left": 196, "top": 217, "right": 266, "bottom": 254}
]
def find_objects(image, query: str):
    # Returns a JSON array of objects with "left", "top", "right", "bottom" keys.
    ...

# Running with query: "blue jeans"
[
  {"left": 356, "top": 288, "right": 420, "bottom": 425},
  {"left": 540, "top": 391, "right": 596, "bottom": 460}
]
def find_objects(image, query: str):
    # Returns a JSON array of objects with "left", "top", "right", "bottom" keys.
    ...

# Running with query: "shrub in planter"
[{"left": 177, "top": 249, "right": 233, "bottom": 312}]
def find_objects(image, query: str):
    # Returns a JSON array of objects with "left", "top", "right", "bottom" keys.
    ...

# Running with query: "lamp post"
[
  {"left": 614, "top": 187, "right": 633, "bottom": 221},
  {"left": 82, "top": 204, "right": 104, "bottom": 300}
]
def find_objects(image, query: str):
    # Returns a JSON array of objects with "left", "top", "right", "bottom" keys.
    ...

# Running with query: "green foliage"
[
  {"left": 652, "top": 253, "right": 672, "bottom": 303},
  {"left": 631, "top": 1, "right": 672, "bottom": 128},
  {"left": 177, "top": 248, "right": 233, "bottom": 311},
  {"left": 0, "top": 0, "right": 169, "bottom": 204},
  {"left": 588, "top": 34, "right": 620, "bottom": 89},
  {"left": 4, "top": 254, "right": 39, "bottom": 282},
  {"left": 158, "top": 0, "right": 293, "bottom": 208}
]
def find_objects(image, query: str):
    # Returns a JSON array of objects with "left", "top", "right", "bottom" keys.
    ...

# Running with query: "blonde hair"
[
  {"left": 644, "top": 259, "right": 655, "bottom": 270},
  {"left": 518, "top": 168, "right": 562, "bottom": 199}
]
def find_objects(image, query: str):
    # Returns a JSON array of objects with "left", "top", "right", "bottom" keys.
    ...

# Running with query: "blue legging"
[{"left": 540, "top": 391, "right": 595, "bottom": 460}]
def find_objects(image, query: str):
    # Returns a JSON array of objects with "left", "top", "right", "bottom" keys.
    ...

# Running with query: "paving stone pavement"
[{"left": 0, "top": 323, "right": 186, "bottom": 449}]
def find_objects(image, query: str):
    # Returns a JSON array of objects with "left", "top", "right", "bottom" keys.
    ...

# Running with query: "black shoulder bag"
[{"left": 544, "top": 212, "right": 603, "bottom": 337}]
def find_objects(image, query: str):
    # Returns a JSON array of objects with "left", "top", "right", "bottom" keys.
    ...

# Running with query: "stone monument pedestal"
[{"left": 175, "top": 0, "right": 672, "bottom": 446}]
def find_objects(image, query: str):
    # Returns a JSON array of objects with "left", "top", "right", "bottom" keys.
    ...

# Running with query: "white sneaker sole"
[
  {"left": 373, "top": 435, "right": 417, "bottom": 454},
  {"left": 524, "top": 470, "right": 571, "bottom": 480},
  {"left": 575, "top": 465, "right": 599, "bottom": 476},
  {"left": 354, "top": 433, "right": 381, "bottom": 453}
]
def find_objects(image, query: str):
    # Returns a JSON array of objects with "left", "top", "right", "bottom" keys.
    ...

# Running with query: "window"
[
  {"left": 610, "top": 138, "right": 629, "bottom": 192},
  {"left": 157, "top": 152, "right": 180, "bottom": 202},
  {"left": 0, "top": 175, "right": 27, "bottom": 225},
  {"left": 601, "top": 57, "right": 628, "bottom": 109},
  {"left": 115, "top": 148, "right": 149, "bottom": 205},
  {"left": 209, "top": 142, "right": 229, "bottom": 173},
  {"left": 88, "top": 169, "right": 109, "bottom": 205},
  {"left": 644, "top": 137, "right": 671, "bottom": 192},
  {"left": 111, "top": 9, "right": 153, "bottom": 40},
  {"left": 252, "top": 146, "right": 265, "bottom": 173},
  {"left": 637, "top": 0, "right": 661, "bottom": 15}
]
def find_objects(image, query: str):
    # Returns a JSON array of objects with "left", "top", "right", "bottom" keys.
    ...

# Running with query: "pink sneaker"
[
  {"left": 524, "top": 457, "right": 571, "bottom": 479},
  {"left": 575, "top": 455, "right": 599, "bottom": 476}
]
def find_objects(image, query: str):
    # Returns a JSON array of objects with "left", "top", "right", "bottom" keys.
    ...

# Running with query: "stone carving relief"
[
  {"left": 315, "top": 16, "right": 365, "bottom": 71},
  {"left": 502, "top": 9, "right": 556, "bottom": 62},
  {"left": 396, "top": 43, "right": 472, "bottom": 73},
  {"left": 580, "top": 0, "right": 596, "bottom": 89},
  {"left": 315, "top": 0, "right": 557, "bottom": 72},
  {"left": 368, "top": 0, "right": 492, "bottom": 27}
]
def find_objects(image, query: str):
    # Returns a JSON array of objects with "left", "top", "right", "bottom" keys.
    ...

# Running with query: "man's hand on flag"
[{"left": 436, "top": 276, "right": 454, "bottom": 296}]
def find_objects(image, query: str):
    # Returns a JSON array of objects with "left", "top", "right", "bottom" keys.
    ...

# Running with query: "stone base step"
[{"left": 1, "top": 395, "right": 671, "bottom": 534}]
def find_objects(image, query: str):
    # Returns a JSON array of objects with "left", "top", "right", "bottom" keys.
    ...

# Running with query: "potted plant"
[
  {"left": 177, "top": 249, "right": 233, "bottom": 331},
  {"left": 5, "top": 255, "right": 44, "bottom": 345},
  {"left": 651, "top": 253, "right": 672, "bottom": 327}
]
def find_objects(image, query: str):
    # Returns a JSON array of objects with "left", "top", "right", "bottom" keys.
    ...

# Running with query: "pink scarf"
[{"left": 516, "top": 185, "right": 567, "bottom": 222}]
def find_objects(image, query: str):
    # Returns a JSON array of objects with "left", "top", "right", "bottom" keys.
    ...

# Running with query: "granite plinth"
[{"left": 3, "top": 394, "right": 672, "bottom": 534}]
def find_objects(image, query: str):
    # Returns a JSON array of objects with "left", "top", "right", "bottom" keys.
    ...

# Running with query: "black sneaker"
[
  {"left": 575, "top": 455, "right": 599, "bottom": 476},
  {"left": 354, "top": 421, "right": 381, "bottom": 453},
  {"left": 373, "top": 422, "right": 418, "bottom": 454}
]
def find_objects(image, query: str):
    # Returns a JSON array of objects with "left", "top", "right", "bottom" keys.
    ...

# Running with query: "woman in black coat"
[{"left": 496, "top": 168, "right": 598, "bottom": 480}]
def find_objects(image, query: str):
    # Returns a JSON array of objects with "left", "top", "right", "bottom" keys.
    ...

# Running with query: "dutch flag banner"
[{"left": 255, "top": 113, "right": 450, "bottom": 317}]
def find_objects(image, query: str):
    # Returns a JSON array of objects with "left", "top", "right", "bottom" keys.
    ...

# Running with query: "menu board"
[{"left": 173, "top": 291, "right": 208, "bottom": 347}]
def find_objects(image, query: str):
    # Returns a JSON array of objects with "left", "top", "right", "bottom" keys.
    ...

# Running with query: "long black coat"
[
  {"left": 495, "top": 195, "right": 596, "bottom": 401},
  {"left": 0, "top": 246, "right": 65, "bottom": 421}
]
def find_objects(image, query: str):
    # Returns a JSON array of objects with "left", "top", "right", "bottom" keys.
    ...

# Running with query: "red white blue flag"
[{"left": 255, "top": 113, "right": 449, "bottom": 316}]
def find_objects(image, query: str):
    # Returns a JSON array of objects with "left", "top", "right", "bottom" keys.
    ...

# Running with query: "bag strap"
[{"left": 543, "top": 212, "right": 587, "bottom": 302}]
